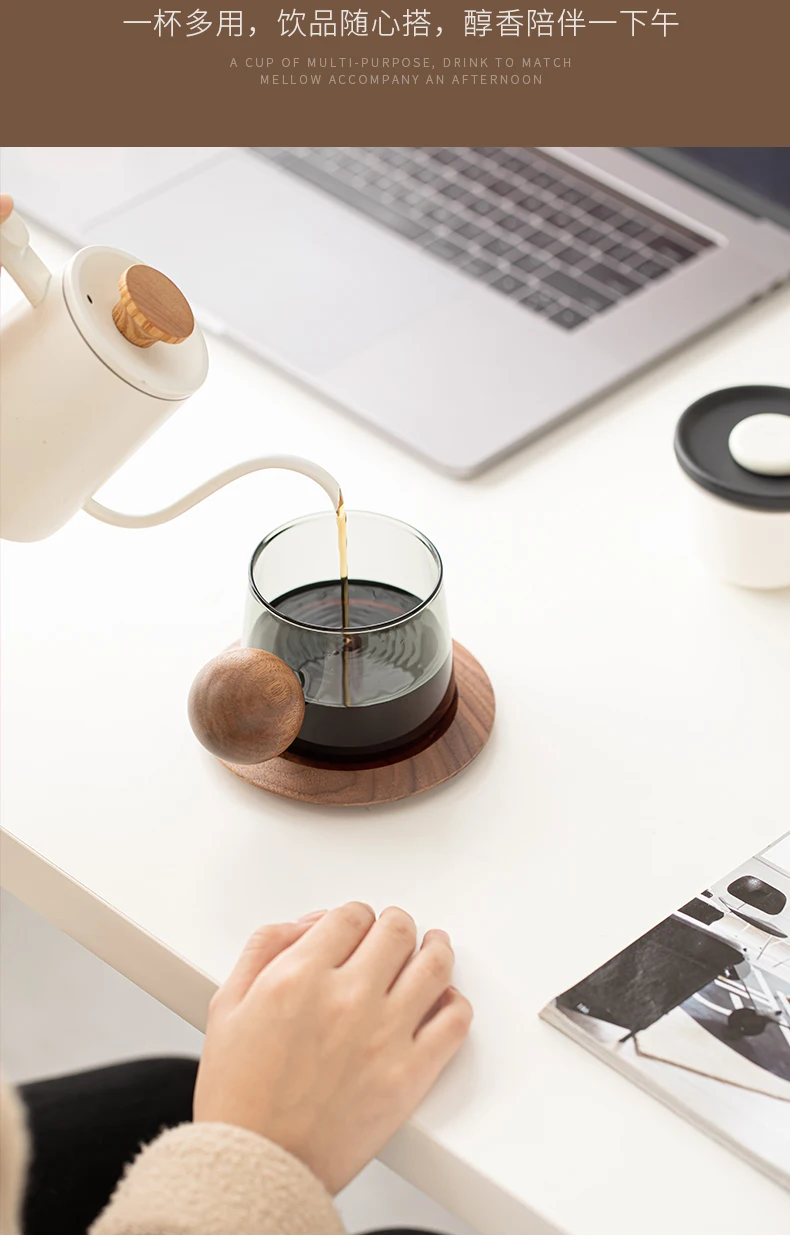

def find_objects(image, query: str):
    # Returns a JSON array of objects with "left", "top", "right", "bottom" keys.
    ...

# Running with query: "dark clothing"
[{"left": 20, "top": 1057, "right": 198, "bottom": 1235}]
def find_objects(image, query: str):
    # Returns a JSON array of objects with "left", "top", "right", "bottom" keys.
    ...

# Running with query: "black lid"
[{"left": 674, "top": 386, "right": 790, "bottom": 512}]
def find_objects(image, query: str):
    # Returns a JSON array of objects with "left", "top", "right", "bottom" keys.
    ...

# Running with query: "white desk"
[{"left": 2, "top": 228, "right": 790, "bottom": 1235}]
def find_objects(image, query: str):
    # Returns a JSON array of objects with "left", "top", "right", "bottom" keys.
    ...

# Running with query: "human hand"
[{"left": 194, "top": 903, "right": 472, "bottom": 1194}]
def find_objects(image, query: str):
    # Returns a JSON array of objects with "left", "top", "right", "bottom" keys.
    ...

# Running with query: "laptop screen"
[{"left": 634, "top": 147, "right": 790, "bottom": 231}]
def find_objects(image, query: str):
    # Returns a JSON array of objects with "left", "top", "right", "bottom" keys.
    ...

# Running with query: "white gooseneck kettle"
[{"left": 0, "top": 211, "right": 341, "bottom": 543}]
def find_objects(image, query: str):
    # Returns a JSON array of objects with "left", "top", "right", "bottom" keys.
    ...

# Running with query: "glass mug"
[{"left": 242, "top": 511, "right": 456, "bottom": 762}]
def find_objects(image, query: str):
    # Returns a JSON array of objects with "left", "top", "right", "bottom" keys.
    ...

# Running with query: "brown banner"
[{"left": 1, "top": 1, "right": 789, "bottom": 145}]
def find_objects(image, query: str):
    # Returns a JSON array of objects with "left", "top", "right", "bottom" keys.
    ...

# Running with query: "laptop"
[{"left": 4, "top": 146, "right": 790, "bottom": 476}]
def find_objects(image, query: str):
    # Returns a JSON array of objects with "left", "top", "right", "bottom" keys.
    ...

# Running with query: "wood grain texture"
[
  {"left": 188, "top": 647, "right": 305, "bottom": 765},
  {"left": 221, "top": 640, "right": 495, "bottom": 807},
  {"left": 112, "top": 264, "right": 194, "bottom": 349}
]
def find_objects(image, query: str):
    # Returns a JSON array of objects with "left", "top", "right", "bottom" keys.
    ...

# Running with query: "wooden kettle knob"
[
  {"left": 188, "top": 648, "right": 305, "bottom": 766},
  {"left": 112, "top": 264, "right": 195, "bottom": 349}
]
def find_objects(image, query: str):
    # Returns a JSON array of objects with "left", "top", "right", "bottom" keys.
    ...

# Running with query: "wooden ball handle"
[
  {"left": 112, "top": 264, "right": 195, "bottom": 349},
  {"left": 188, "top": 648, "right": 305, "bottom": 766}
]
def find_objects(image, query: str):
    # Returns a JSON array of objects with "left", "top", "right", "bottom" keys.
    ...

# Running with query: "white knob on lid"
[{"left": 728, "top": 413, "right": 790, "bottom": 477}]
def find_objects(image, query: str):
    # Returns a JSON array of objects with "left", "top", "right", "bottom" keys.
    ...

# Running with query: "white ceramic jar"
[{"left": 675, "top": 386, "right": 790, "bottom": 590}]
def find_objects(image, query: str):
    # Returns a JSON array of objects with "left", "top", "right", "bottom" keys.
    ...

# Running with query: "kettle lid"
[
  {"left": 63, "top": 246, "right": 208, "bottom": 401},
  {"left": 674, "top": 386, "right": 790, "bottom": 513}
]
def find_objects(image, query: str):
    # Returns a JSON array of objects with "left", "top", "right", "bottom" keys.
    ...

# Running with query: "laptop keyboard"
[{"left": 253, "top": 147, "right": 714, "bottom": 330}]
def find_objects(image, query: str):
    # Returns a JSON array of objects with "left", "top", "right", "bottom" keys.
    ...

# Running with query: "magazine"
[{"left": 541, "top": 833, "right": 790, "bottom": 1190}]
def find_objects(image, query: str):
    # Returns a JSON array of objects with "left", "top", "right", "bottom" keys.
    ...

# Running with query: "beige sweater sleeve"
[
  {"left": 0, "top": 1078, "right": 30, "bottom": 1236},
  {"left": 90, "top": 1122, "right": 345, "bottom": 1236}
]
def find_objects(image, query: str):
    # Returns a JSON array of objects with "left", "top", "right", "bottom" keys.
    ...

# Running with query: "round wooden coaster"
[{"left": 221, "top": 640, "right": 495, "bottom": 807}]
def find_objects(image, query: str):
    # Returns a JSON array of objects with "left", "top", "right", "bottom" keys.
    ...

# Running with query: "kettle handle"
[
  {"left": 82, "top": 455, "right": 342, "bottom": 529},
  {"left": 0, "top": 211, "right": 52, "bottom": 307}
]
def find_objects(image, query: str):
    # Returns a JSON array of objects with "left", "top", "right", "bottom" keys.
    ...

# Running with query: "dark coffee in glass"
[{"left": 243, "top": 513, "right": 455, "bottom": 763}]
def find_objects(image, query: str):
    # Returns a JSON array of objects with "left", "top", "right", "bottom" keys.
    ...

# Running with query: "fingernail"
[
  {"left": 297, "top": 909, "right": 327, "bottom": 923},
  {"left": 424, "top": 928, "right": 451, "bottom": 944}
]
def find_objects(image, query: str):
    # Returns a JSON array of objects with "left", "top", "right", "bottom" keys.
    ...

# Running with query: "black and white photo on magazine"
[{"left": 542, "top": 833, "right": 790, "bottom": 1188}]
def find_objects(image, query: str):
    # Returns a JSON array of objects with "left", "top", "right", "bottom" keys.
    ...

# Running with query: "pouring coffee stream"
[{"left": 336, "top": 493, "right": 351, "bottom": 707}]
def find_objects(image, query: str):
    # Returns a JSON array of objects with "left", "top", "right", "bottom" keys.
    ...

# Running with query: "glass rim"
[{"left": 248, "top": 509, "right": 444, "bottom": 635}]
